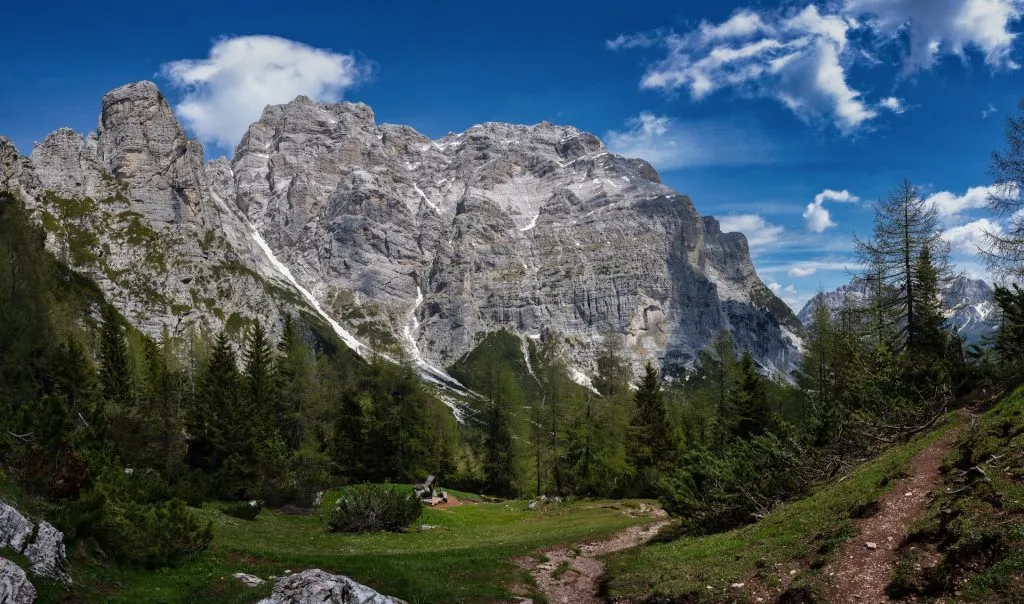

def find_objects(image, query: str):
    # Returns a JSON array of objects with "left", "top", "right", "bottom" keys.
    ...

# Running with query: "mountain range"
[
  {"left": 0, "top": 80, "right": 804, "bottom": 389},
  {"left": 796, "top": 275, "right": 997, "bottom": 345}
]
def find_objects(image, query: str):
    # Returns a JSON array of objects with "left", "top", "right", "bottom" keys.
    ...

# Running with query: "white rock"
[
  {"left": 24, "top": 521, "right": 70, "bottom": 584},
  {"left": 0, "top": 558, "right": 36, "bottom": 604},
  {"left": 0, "top": 504, "right": 34, "bottom": 553},
  {"left": 234, "top": 572, "right": 266, "bottom": 587},
  {"left": 865, "top": 542, "right": 878, "bottom": 550},
  {"left": 258, "top": 568, "right": 404, "bottom": 603}
]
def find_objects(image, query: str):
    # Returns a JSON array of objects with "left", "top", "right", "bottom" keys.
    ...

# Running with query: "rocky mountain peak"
[{"left": 3, "top": 80, "right": 805, "bottom": 382}]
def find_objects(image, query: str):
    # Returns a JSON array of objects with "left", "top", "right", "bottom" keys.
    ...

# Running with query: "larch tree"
[{"left": 854, "top": 179, "right": 952, "bottom": 351}]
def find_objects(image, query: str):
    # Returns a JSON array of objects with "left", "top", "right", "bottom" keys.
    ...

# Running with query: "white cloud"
[
  {"left": 612, "top": 1, "right": 1024, "bottom": 133},
  {"left": 803, "top": 200, "right": 837, "bottom": 232},
  {"left": 845, "top": 0, "right": 1024, "bottom": 72},
  {"left": 719, "top": 214, "right": 785, "bottom": 248},
  {"left": 879, "top": 96, "right": 907, "bottom": 113},
  {"left": 803, "top": 188, "right": 859, "bottom": 232},
  {"left": 924, "top": 184, "right": 1018, "bottom": 218},
  {"left": 942, "top": 218, "right": 1003, "bottom": 252},
  {"left": 815, "top": 188, "right": 861, "bottom": 204},
  {"left": 162, "top": 35, "right": 369, "bottom": 149},
  {"left": 788, "top": 265, "right": 818, "bottom": 277},
  {"left": 983, "top": 102, "right": 998, "bottom": 118},
  {"left": 768, "top": 282, "right": 804, "bottom": 308},
  {"left": 604, "top": 112, "right": 775, "bottom": 170}
]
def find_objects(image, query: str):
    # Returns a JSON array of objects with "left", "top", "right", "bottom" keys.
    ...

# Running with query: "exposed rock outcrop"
[
  {"left": 0, "top": 558, "right": 36, "bottom": 604},
  {"left": 0, "top": 503, "right": 71, "bottom": 585},
  {"left": 257, "top": 569, "right": 404, "bottom": 604}
]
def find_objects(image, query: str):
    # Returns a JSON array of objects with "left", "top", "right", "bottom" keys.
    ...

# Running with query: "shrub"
[
  {"left": 100, "top": 499, "right": 212, "bottom": 568},
  {"left": 327, "top": 484, "right": 422, "bottom": 533},
  {"left": 222, "top": 500, "right": 263, "bottom": 521}
]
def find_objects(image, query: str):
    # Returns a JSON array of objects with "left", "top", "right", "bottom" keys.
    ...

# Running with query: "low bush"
[
  {"left": 100, "top": 498, "right": 212, "bottom": 568},
  {"left": 222, "top": 500, "right": 263, "bottom": 521},
  {"left": 327, "top": 484, "right": 422, "bottom": 533}
]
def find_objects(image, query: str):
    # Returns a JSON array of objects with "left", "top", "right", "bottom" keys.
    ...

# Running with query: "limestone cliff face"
[{"left": 1, "top": 81, "right": 803, "bottom": 378}]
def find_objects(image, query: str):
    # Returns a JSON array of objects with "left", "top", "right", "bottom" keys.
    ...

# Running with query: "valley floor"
[{"left": 42, "top": 493, "right": 659, "bottom": 603}]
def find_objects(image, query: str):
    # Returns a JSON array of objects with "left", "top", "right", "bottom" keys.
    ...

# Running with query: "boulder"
[
  {"left": 0, "top": 557, "right": 36, "bottom": 604},
  {"left": 0, "top": 503, "right": 71, "bottom": 585},
  {"left": 0, "top": 503, "right": 34, "bottom": 552},
  {"left": 258, "top": 569, "right": 405, "bottom": 604},
  {"left": 24, "top": 522, "right": 70, "bottom": 584}
]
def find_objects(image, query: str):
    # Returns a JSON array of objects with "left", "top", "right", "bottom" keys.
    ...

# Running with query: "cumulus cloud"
[
  {"left": 603, "top": 112, "right": 776, "bottom": 170},
  {"left": 803, "top": 188, "right": 859, "bottom": 232},
  {"left": 879, "top": 96, "right": 907, "bottom": 113},
  {"left": 803, "top": 201, "right": 837, "bottom": 232},
  {"left": 942, "top": 218, "right": 1003, "bottom": 252},
  {"left": 924, "top": 184, "right": 1018, "bottom": 219},
  {"left": 609, "top": 1, "right": 1024, "bottom": 133},
  {"left": 162, "top": 35, "right": 370, "bottom": 149},
  {"left": 719, "top": 214, "right": 785, "bottom": 249},
  {"left": 788, "top": 265, "right": 818, "bottom": 277}
]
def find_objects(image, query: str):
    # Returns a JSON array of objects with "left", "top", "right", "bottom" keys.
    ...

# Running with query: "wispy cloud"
[
  {"left": 718, "top": 213, "right": 785, "bottom": 248},
  {"left": 162, "top": 35, "right": 371, "bottom": 149},
  {"left": 983, "top": 103, "right": 999, "bottom": 118},
  {"left": 604, "top": 112, "right": 775, "bottom": 170},
  {"left": 609, "top": 1, "right": 1024, "bottom": 133}
]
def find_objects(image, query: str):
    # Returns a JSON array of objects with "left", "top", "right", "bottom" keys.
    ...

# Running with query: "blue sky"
[{"left": 2, "top": 0, "right": 1023, "bottom": 310}]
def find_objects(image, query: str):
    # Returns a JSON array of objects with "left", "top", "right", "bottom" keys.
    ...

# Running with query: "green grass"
[
  {"left": 51, "top": 495, "right": 657, "bottom": 603},
  {"left": 604, "top": 416, "right": 959, "bottom": 603},
  {"left": 890, "top": 383, "right": 1024, "bottom": 602}
]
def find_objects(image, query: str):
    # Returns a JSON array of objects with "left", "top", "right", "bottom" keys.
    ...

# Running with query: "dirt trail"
[
  {"left": 513, "top": 509, "right": 669, "bottom": 604},
  {"left": 825, "top": 423, "right": 962, "bottom": 603}
]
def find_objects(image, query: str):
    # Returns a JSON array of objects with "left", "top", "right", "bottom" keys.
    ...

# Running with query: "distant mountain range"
[{"left": 796, "top": 276, "right": 997, "bottom": 345}]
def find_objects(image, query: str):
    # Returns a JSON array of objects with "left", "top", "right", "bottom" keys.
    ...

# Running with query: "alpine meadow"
[{"left": 2, "top": 1, "right": 1024, "bottom": 603}]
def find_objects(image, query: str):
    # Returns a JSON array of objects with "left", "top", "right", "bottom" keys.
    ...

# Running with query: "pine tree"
[
  {"left": 243, "top": 320, "right": 276, "bottom": 437},
  {"left": 188, "top": 332, "right": 238, "bottom": 484},
  {"left": 593, "top": 332, "right": 633, "bottom": 397},
  {"left": 910, "top": 244, "right": 948, "bottom": 358},
  {"left": 275, "top": 314, "right": 312, "bottom": 449},
  {"left": 332, "top": 390, "right": 366, "bottom": 481},
  {"left": 796, "top": 298, "right": 837, "bottom": 441},
  {"left": 626, "top": 362, "right": 675, "bottom": 496},
  {"left": 725, "top": 353, "right": 772, "bottom": 440},
  {"left": 482, "top": 363, "right": 520, "bottom": 497},
  {"left": 98, "top": 304, "right": 132, "bottom": 407}
]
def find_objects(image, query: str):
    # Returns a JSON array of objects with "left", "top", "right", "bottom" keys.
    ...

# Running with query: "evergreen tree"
[
  {"left": 187, "top": 332, "right": 239, "bottom": 487},
  {"left": 275, "top": 314, "right": 312, "bottom": 449},
  {"left": 725, "top": 353, "right": 772, "bottom": 440},
  {"left": 854, "top": 180, "right": 951, "bottom": 351},
  {"left": 242, "top": 320, "right": 277, "bottom": 440},
  {"left": 626, "top": 362, "right": 674, "bottom": 496},
  {"left": 98, "top": 304, "right": 132, "bottom": 408},
  {"left": 796, "top": 299, "right": 838, "bottom": 442},
  {"left": 593, "top": 332, "right": 633, "bottom": 397},
  {"left": 985, "top": 99, "right": 1024, "bottom": 280},
  {"left": 909, "top": 244, "right": 948, "bottom": 358},
  {"left": 332, "top": 390, "right": 366, "bottom": 481},
  {"left": 482, "top": 363, "right": 520, "bottom": 497}
]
